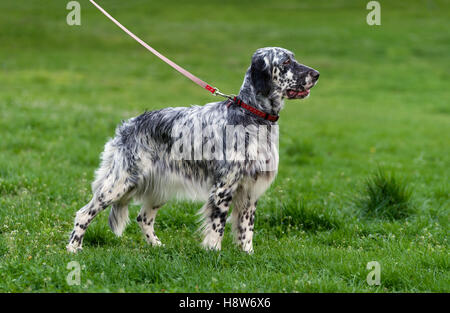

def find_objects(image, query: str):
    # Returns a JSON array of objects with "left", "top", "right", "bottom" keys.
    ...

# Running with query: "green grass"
[
  {"left": 0, "top": 0, "right": 449, "bottom": 292},
  {"left": 355, "top": 168, "right": 414, "bottom": 220}
]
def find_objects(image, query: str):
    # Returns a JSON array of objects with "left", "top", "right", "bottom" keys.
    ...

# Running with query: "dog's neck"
[{"left": 237, "top": 71, "right": 284, "bottom": 117}]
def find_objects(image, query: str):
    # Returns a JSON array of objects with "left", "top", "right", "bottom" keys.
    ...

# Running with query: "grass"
[
  {"left": 0, "top": 0, "right": 449, "bottom": 292},
  {"left": 355, "top": 168, "right": 414, "bottom": 220}
]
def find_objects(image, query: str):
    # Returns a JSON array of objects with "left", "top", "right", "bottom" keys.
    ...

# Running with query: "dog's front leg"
[
  {"left": 231, "top": 200, "right": 257, "bottom": 254},
  {"left": 199, "top": 177, "right": 239, "bottom": 251}
]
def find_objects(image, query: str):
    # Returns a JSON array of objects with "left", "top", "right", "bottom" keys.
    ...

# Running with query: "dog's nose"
[{"left": 309, "top": 70, "right": 320, "bottom": 81}]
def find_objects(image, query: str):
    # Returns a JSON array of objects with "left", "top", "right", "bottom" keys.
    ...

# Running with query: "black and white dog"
[{"left": 67, "top": 47, "right": 319, "bottom": 253}]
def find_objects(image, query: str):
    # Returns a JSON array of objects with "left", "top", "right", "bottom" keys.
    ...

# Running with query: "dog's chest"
[
  {"left": 245, "top": 136, "right": 279, "bottom": 200},
  {"left": 240, "top": 169, "right": 277, "bottom": 203}
]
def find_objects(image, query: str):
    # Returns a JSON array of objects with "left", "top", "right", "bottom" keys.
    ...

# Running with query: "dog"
[{"left": 67, "top": 47, "right": 319, "bottom": 253}]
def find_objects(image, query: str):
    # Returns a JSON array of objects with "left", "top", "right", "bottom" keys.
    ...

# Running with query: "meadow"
[{"left": 0, "top": 0, "right": 448, "bottom": 292}]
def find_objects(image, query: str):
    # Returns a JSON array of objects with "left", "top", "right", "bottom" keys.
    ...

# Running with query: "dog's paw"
[
  {"left": 152, "top": 240, "right": 164, "bottom": 247},
  {"left": 243, "top": 248, "right": 254, "bottom": 254},
  {"left": 66, "top": 244, "right": 82, "bottom": 253},
  {"left": 201, "top": 238, "right": 222, "bottom": 251},
  {"left": 240, "top": 243, "right": 254, "bottom": 254},
  {"left": 145, "top": 235, "right": 164, "bottom": 247}
]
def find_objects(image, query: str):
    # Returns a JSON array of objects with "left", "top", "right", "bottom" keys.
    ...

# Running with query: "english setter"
[{"left": 67, "top": 47, "right": 319, "bottom": 253}]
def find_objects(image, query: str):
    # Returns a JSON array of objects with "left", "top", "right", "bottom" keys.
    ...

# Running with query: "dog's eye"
[{"left": 283, "top": 59, "right": 291, "bottom": 66}]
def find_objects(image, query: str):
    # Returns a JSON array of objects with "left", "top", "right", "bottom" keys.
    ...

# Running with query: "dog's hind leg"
[
  {"left": 67, "top": 170, "right": 135, "bottom": 253},
  {"left": 137, "top": 201, "right": 164, "bottom": 246}
]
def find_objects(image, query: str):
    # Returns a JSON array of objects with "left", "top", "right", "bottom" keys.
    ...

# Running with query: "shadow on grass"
[{"left": 83, "top": 222, "right": 121, "bottom": 248}]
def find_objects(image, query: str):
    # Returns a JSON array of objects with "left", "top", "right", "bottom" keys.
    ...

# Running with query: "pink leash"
[{"left": 89, "top": 0, "right": 231, "bottom": 99}]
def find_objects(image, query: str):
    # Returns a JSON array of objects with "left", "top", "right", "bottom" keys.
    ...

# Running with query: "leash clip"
[{"left": 213, "top": 88, "right": 235, "bottom": 100}]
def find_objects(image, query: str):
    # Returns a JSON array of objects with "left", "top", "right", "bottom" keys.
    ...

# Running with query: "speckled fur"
[{"left": 67, "top": 47, "right": 319, "bottom": 253}]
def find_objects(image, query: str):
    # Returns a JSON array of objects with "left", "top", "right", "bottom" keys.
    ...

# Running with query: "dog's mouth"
[{"left": 286, "top": 88, "right": 310, "bottom": 99}]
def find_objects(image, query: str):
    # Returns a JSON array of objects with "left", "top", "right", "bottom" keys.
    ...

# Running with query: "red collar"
[{"left": 226, "top": 97, "right": 279, "bottom": 122}]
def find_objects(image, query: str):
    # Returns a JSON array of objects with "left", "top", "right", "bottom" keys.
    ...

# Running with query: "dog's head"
[{"left": 250, "top": 47, "right": 319, "bottom": 100}]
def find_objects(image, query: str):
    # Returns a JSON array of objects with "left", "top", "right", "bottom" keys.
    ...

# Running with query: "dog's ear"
[{"left": 250, "top": 55, "right": 271, "bottom": 97}]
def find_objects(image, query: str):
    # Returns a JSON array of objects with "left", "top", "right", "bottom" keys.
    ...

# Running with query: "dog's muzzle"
[{"left": 286, "top": 70, "right": 320, "bottom": 99}]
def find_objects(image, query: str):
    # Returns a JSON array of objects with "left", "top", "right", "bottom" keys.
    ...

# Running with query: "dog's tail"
[{"left": 108, "top": 204, "right": 129, "bottom": 236}]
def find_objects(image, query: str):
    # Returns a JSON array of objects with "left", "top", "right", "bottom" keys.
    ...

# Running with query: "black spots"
[
  {"left": 212, "top": 223, "right": 216, "bottom": 230},
  {"left": 210, "top": 207, "right": 221, "bottom": 220},
  {"left": 136, "top": 215, "right": 142, "bottom": 222},
  {"left": 217, "top": 190, "right": 228, "bottom": 198},
  {"left": 249, "top": 212, "right": 255, "bottom": 226},
  {"left": 219, "top": 212, "right": 227, "bottom": 224},
  {"left": 245, "top": 213, "right": 249, "bottom": 220},
  {"left": 143, "top": 217, "right": 147, "bottom": 223},
  {"left": 146, "top": 234, "right": 149, "bottom": 238},
  {"left": 69, "top": 230, "right": 75, "bottom": 241},
  {"left": 217, "top": 195, "right": 232, "bottom": 207},
  {"left": 147, "top": 218, "right": 153, "bottom": 226},
  {"left": 72, "top": 235, "right": 80, "bottom": 243},
  {"left": 75, "top": 223, "right": 79, "bottom": 227},
  {"left": 224, "top": 195, "right": 232, "bottom": 206}
]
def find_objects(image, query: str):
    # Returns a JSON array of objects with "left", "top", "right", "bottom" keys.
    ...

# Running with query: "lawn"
[{"left": 0, "top": 0, "right": 448, "bottom": 292}]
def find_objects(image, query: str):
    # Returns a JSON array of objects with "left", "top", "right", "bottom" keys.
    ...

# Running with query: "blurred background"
[{"left": 0, "top": 0, "right": 448, "bottom": 292}]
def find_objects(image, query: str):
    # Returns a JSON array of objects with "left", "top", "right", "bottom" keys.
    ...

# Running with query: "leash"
[
  {"left": 88, "top": 0, "right": 233, "bottom": 100},
  {"left": 89, "top": 1, "right": 278, "bottom": 122}
]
